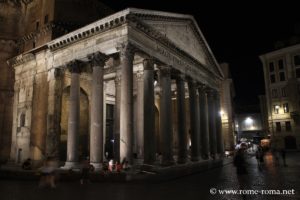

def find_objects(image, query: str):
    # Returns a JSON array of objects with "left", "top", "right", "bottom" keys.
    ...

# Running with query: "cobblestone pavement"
[{"left": 0, "top": 152, "right": 299, "bottom": 200}]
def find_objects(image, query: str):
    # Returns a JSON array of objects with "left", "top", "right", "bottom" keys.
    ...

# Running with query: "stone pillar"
[
  {"left": 198, "top": 85, "right": 209, "bottom": 159},
  {"left": 64, "top": 61, "right": 82, "bottom": 168},
  {"left": 214, "top": 91, "right": 224, "bottom": 155},
  {"left": 119, "top": 42, "right": 135, "bottom": 164},
  {"left": 136, "top": 70, "right": 144, "bottom": 159},
  {"left": 89, "top": 52, "right": 108, "bottom": 170},
  {"left": 114, "top": 69, "right": 121, "bottom": 162},
  {"left": 207, "top": 89, "right": 217, "bottom": 158},
  {"left": 143, "top": 59, "right": 156, "bottom": 164},
  {"left": 176, "top": 74, "right": 187, "bottom": 163},
  {"left": 188, "top": 80, "right": 200, "bottom": 161},
  {"left": 159, "top": 66, "right": 174, "bottom": 165},
  {"left": 46, "top": 68, "right": 63, "bottom": 159}
]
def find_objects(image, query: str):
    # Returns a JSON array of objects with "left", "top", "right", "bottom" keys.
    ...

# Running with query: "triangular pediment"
[{"left": 129, "top": 8, "right": 223, "bottom": 78}]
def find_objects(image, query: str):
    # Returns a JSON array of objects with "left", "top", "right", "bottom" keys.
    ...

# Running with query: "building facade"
[
  {"left": 0, "top": 0, "right": 112, "bottom": 162},
  {"left": 219, "top": 63, "right": 235, "bottom": 151},
  {"left": 7, "top": 8, "right": 225, "bottom": 168},
  {"left": 260, "top": 44, "right": 300, "bottom": 150}
]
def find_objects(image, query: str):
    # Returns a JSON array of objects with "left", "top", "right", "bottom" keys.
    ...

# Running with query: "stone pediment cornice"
[
  {"left": 48, "top": 10, "right": 132, "bottom": 51},
  {"left": 127, "top": 14, "right": 219, "bottom": 79},
  {"left": 8, "top": 53, "right": 35, "bottom": 67},
  {"left": 45, "top": 8, "right": 223, "bottom": 79},
  {"left": 129, "top": 8, "right": 223, "bottom": 79}
]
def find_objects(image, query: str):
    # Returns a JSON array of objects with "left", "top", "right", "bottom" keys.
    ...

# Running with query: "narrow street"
[{"left": 0, "top": 152, "right": 299, "bottom": 200}]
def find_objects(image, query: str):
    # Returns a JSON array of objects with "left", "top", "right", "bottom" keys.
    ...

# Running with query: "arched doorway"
[
  {"left": 285, "top": 135, "right": 297, "bottom": 149},
  {"left": 60, "top": 87, "right": 89, "bottom": 161}
]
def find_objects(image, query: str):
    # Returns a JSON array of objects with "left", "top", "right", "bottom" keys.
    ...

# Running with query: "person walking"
[
  {"left": 80, "top": 158, "right": 94, "bottom": 184},
  {"left": 233, "top": 148, "right": 248, "bottom": 199},
  {"left": 281, "top": 149, "right": 287, "bottom": 167}
]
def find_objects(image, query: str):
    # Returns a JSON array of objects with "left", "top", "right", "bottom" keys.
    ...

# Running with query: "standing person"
[
  {"left": 22, "top": 158, "right": 32, "bottom": 170},
  {"left": 233, "top": 148, "right": 248, "bottom": 199},
  {"left": 281, "top": 149, "right": 287, "bottom": 167},
  {"left": 256, "top": 145, "right": 264, "bottom": 168}
]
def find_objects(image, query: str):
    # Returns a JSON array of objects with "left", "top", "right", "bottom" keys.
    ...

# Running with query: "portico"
[{"left": 9, "top": 8, "right": 224, "bottom": 168}]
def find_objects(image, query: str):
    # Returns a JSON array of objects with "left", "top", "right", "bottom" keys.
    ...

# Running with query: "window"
[
  {"left": 282, "top": 87, "right": 287, "bottom": 97},
  {"left": 271, "top": 89, "right": 278, "bottom": 98},
  {"left": 269, "top": 62, "right": 275, "bottom": 72},
  {"left": 274, "top": 105, "right": 280, "bottom": 114},
  {"left": 283, "top": 103, "right": 289, "bottom": 113},
  {"left": 33, "top": 41, "right": 36, "bottom": 48},
  {"left": 20, "top": 113, "right": 25, "bottom": 127},
  {"left": 279, "top": 72, "right": 285, "bottom": 81},
  {"left": 36, "top": 21, "right": 39, "bottom": 30},
  {"left": 270, "top": 74, "right": 276, "bottom": 83},
  {"left": 278, "top": 59, "right": 284, "bottom": 70},
  {"left": 276, "top": 122, "right": 281, "bottom": 132},
  {"left": 285, "top": 121, "right": 292, "bottom": 131},
  {"left": 294, "top": 55, "right": 300, "bottom": 66},
  {"left": 44, "top": 14, "right": 49, "bottom": 24}
]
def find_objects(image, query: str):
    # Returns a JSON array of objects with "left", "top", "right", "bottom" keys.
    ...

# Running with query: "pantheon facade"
[{"left": 9, "top": 8, "right": 224, "bottom": 168}]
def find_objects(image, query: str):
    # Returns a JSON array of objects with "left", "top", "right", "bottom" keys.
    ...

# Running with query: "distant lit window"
[
  {"left": 274, "top": 105, "right": 280, "bottom": 114},
  {"left": 269, "top": 62, "right": 275, "bottom": 72},
  {"left": 278, "top": 59, "right": 284, "bottom": 70},
  {"left": 282, "top": 87, "right": 287, "bottom": 97},
  {"left": 271, "top": 89, "right": 278, "bottom": 98},
  {"left": 285, "top": 121, "right": 292, "bottom": 132},
  {"left": 270, "top": 74, "right": 276, "bottom": 83},
  {"left": 276, "top": 122, "right": 281, "bottom": 132},
  {"left": 279, "top": 72, "right": 285, "bottom": 81},
  {"left": 283, "top": 103, "right": 289, "bottom": 113}
]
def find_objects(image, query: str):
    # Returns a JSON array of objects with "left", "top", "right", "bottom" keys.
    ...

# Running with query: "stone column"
[
  {"left": 214, "top": 91, "right": 224, "bottom": 155},
  {"left": 64, "top": 60, "right": 82, "bottom": 168},
  {"left": 143, "top": 59, "right": 155, "bottom": 164},
  {"left": 159, "top": 66, "right": 174, "bottom": 165},
  {"left": 136, "top": 70, "right": 144, "bottom": 159},
  {"left": 89, "top": 52, "right": 108, "bottom": 170},
  {"left": 114, "top": 69, "right": 121, "bottom": 162},
  {"left": 198, "top": 85, "right": 209, "bottom": 159},
  {"left": 176, "top": 74, "right": 187, "bottom": 163},
  {"left": 188, "top": 80, "right": 200, "bottom": 161},
  {"left": 207, "top": 89, "right": 217, "bottom": 158},
  {"left": 118, "top": 42, "right": 135, "bottom": 164}
]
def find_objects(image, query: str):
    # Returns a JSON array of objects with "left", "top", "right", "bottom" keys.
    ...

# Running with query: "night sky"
[{"left": 100, "top": 1, "right": 300, "bottom": 106}]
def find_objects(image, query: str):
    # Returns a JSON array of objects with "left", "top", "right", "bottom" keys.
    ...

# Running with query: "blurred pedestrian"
[
  {"left": 233, "top": 148, "right": 248, "bottom": 199},
  {"left": 38, "top": 157, "right": 57, "bottom": 188},
  {"left": 281, "top": 149, "right": 287, "bottom": 167}
]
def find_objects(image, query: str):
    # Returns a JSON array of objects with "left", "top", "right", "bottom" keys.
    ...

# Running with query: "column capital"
[
  {"left": 117, "top": 42, "right": 136, "bottom": 61},
  {"left": 67, "top": 60, "right": 84, "bottom": 74},
  {"left": 197, "top": 83, "right": 207, "bottom": 91},
  {"left": 143, "top": 58, "right": 155, "bottom": 70},
  {"left": 175, "top": 73, "right": 185, "bottom": 81},
  {"left": 88, "top": 52, "right": 108, "bottom": 67},
  {"left": 159, "top": 65, "right": 172, "bottom": 76}
]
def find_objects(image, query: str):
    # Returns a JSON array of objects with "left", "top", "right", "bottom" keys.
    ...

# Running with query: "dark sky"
[{"left": 100, "top": 0, "right": 300, "bottom": 106}]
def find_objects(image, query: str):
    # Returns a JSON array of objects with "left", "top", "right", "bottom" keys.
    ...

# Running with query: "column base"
[
  {"left": 191, "top": 156, "right": 200, "bottom": 162},
  {"left": 90, "top": 162, "right": 103, "bottom": 171},
  {"left": 177, "top": 157, "right": 187, "bottom": 164},
  {"left": 61, "top": 161, "right": 80, "bottom": 170},
  {"left": 161, "top": 159, "right": 175, "bottom": 166}
]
